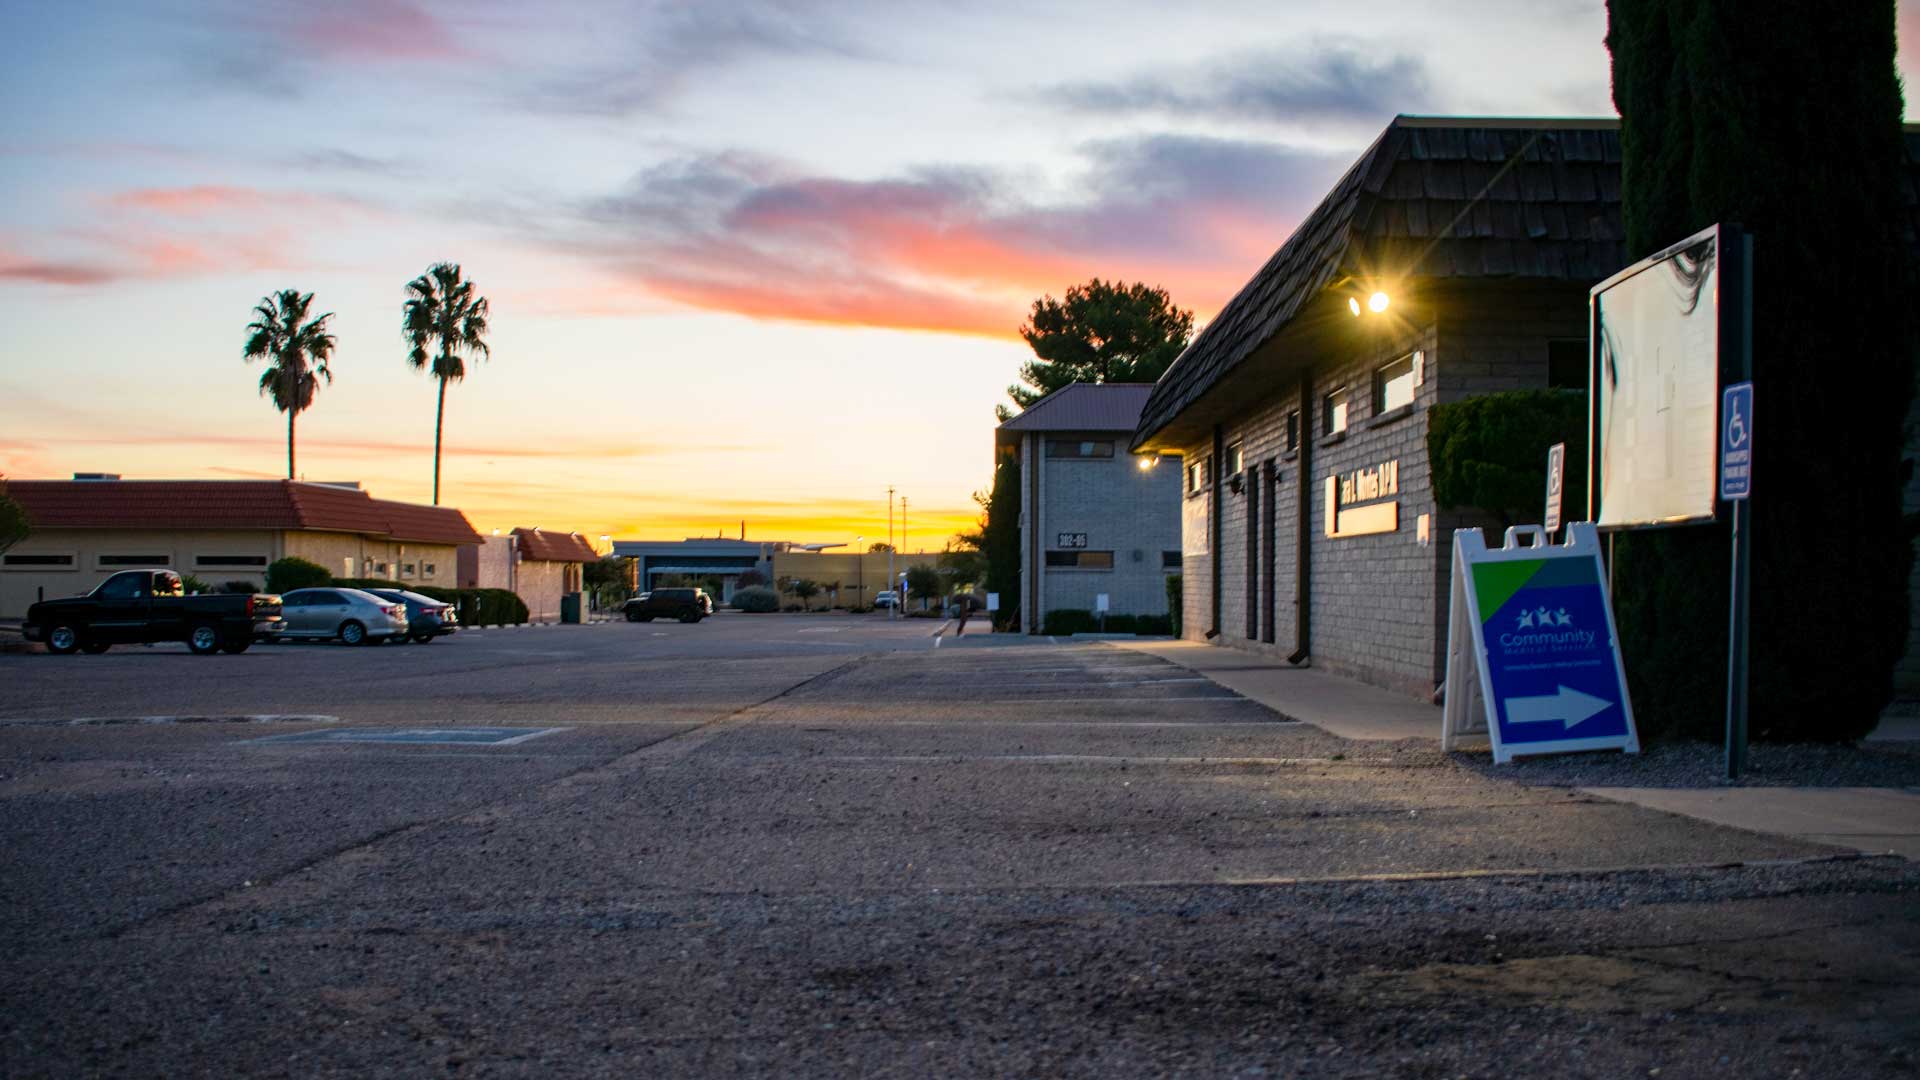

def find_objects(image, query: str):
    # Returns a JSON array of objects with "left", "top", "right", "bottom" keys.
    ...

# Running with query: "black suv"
[{"left": 623, "top": 588, "right": 713, "bottom": 623}]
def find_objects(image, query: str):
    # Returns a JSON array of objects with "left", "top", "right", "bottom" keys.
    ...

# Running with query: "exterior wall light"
[
  {"left": 1368, "top": 291, "right": 1390, "bottom": 313},
  {"left": 1348, "top": 297, "right": 1362, "bottom": 317},
  {"left": 1137, "top": 454, "right": 1159, "bottom": 471}
]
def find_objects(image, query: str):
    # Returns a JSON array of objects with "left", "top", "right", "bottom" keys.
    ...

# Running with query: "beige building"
[
  {"left": 508, "top": 528, "right": 598, "bottom": 623},
  {"left": 769, "top": 549, "right": 943, "bottom": 610},
  {"left": 1, "top": 478, "right": 481, "bottom": 617}
]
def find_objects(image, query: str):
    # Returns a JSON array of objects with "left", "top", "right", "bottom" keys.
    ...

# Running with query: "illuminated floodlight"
[
  {"left": 1368, "top": 291, "right": 1390, "bottom": 313},
  {"left": 1136, "top": 455, "right": 1158, "bottom": 471}
]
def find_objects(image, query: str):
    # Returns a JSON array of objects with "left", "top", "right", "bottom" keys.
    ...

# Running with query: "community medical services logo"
[{"left": 1499, "top": 604, "right": 1598, "bottom": 653}]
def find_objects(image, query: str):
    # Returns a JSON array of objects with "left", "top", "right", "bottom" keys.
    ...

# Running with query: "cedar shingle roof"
[
  {"left": 511, "top": 527, "right": 599, "bottom": 563},
  {"left": 997, "top": 383, "right": 1155, "bottom": 434},
  {"left": 8, "top": 480, "right": 482, "bottom": 545},
  {"left": 1134, "top": 116, "right": 1624, "bottom": 449}
]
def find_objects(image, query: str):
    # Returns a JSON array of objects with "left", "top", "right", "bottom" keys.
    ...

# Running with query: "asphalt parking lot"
[{"left": 2, "top": 615, "right": 1916, "bottom": 1077}]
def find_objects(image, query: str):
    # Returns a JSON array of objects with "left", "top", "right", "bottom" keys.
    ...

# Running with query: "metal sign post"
[
  {"left": 1720, "top": 381, "right": 1753, "bottom": 778},
  {"left": 1543, "top": 442, "right": 1565, "bottom": 539}
]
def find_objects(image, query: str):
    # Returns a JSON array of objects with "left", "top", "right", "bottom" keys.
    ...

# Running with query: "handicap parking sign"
[{"left": 1720, "top": 382, "right": 1753, "bottom": 501}]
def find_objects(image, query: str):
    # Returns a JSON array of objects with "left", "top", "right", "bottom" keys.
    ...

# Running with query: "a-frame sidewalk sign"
[{"left": 1442, "top": 522, "right": 1640, "bottom": 763}]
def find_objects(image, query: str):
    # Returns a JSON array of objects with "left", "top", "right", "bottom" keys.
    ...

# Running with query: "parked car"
[
  {"left": 271, "top": 587, "right": 410, "bottom": 645},
  {"left": 23, "top": 568, "right": 284, "bottom": 656},
  {"left": 873, "top": 590, "right": 899, "bottom": 610},
  {"left": 364, "top": 588, "right": 460, "bottom": 644},
  {"left": 623, "top": 587, "right": 712, "bottom": 623}
]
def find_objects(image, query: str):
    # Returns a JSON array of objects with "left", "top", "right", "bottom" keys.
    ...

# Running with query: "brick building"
[
  {"left": 997, "top": 383, "right": 1182, "bottom": 633},
  {"left": 1132, "top": 116, "right": 1625, "bottom": 696},
  {"left": 508, "top": 527, "right": 598, "bottom": 623}
]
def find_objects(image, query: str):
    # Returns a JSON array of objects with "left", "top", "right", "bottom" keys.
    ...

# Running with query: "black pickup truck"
[{"left": 24, "top": 569, "right": 286, "bottom": 655}]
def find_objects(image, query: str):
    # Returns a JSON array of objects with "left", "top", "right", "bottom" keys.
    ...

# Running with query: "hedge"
[
  {"left": 265, "top": 556, "right": 331, "bottom": 594},
  {"left": 333, "top": 577, "right": 528, "bottom": 627},
  {"left": 730, "top": 585, "right": 779, "bottom": 613},
  {"left": 1041, "top": 610, "right": 1173, "bottom": 636}
]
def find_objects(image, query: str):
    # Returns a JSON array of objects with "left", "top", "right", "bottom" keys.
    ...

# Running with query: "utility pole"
[
  {"left": 887, "top": 486, "right": 896, "bottom": 620},
  {"left": 900, "top": 495, "right": 910, "bottom": 613}
]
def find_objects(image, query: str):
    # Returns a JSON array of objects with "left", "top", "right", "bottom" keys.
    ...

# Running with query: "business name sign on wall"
[
  {"left": 1324, "top": 459, "right": 1400, "bottom": 538},
  {"left": 1441, "top": 522, "right": 1640, "bottom": 763}
]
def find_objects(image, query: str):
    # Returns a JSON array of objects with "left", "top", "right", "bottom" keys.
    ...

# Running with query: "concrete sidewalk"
[
  {"left": 1582, "top": 786, "right": 1920, "bottom": 859},
  {"left": 1113, "top": 638, "right": 1918, "bottom": 862},
  {"left": 1109, "top": 639, "right": 1446, "bottom": 742}
]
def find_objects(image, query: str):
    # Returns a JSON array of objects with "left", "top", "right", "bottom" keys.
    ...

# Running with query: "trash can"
[{"left": 560, "top": 592, "right": 583, "bottom": 624}]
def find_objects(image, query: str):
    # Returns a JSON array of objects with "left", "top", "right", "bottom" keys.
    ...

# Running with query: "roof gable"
[
  {"left": 511, "top": 527, "right": 599, "bottom": 563},
  {"left": 1135, "top": 116, "right": 1624, "bottom": 448},
  {"left": 997, "top": 383, "right": 1156, "bottom": 434}
]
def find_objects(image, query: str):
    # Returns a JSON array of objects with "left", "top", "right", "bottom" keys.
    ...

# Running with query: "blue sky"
[{"left": 3, "top": 1, "right": 1914, "bottom": 544}]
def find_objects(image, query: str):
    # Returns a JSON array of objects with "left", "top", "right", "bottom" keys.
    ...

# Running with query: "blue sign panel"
[
  {"left": 1471, "top": 555, "right": 1631, "bottom": 750},
  {"left": 1720, "top": 382, "right": 1753, "bottom": 501}
]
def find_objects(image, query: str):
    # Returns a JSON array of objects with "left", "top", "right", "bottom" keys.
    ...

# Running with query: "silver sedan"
[{"left": 272, "top": 587, "right": 411, "bottom": 645}]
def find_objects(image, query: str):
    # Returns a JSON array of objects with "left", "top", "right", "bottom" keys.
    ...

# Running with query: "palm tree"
[
  {"left": 244, "top": 289, "right": 337, "bottom": 479},
  {"left": 402, "top": 262, "right": 491, "bottom": 505}
]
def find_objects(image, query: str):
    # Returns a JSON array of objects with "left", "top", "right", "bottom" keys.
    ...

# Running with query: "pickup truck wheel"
[
  {"left": 45, "top": 625, "right": 81, "bottom": 654},
  {"left": 679, "top": 613, "right": 701, "bottom": 624},
  {"left": 625, "top": 610, "right": 642, "bottom": 622},
  {"left": 221, "top": 639, "right": 250, "bottom": 654},
  {"left": 81, "top": 641, "right": 112, "bottom": 655},
  {"left": 338, "top": 620, "right": 367, "bottom": 646},
  {"left": 187, "top": 624, "right": 221, "bottom": 655}
]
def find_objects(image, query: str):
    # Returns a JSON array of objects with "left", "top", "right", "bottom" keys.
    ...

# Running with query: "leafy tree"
[
  {"left": 1427, "top": 391, "right": 1588, "bottom": 528},
  {"left": 735, "top": 568, "right": 768, "bottom": 588},
  {"left": 905, "top": 564, "right": 943, "bottom": 603},
  {"left": 1605, "top": 2, "right": 1911, "bottom": 741},
  {"left": 584, "top": 556, "right": 634, "bottom": 607},
  {"left": 1002, "top": 278, "right": 1194, "bottom": 419},
  {"left": 978, "top": 456, "right": 1020, "bottom": 620},
  {"left": 0, "top": 475, "right": 27, "bottom": 556},
  {"left": 403, "top": 262, "right": 492, "bottom": 505},
  {"left": 938, "top": 544, "right": 986, "bottom": 595},
  {"left": 244, "top": 289, "right": 336, "bottom": 479},
  {"left": 867, "top": 542, "right": 893, "bottom": 554},
  {"left": 788, "top": 578, "right": 821, "bottom": 608},
  {"left": 265, "top": 556, "right": 331, "bottom": 593}
]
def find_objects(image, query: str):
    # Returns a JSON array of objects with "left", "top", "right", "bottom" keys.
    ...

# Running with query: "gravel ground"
[
  {"left": 2, "top": 628, "right": 1916, "bottom": 1076},
  {"left": 1453, "top": 736, "right": 1920, "bottom": 789}
]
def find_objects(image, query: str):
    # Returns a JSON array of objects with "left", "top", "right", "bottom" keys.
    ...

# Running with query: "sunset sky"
[{"left": 5, "top": 2, "right": 1917, "bottom": 549}]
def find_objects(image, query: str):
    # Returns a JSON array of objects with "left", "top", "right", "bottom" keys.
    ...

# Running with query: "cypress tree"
[{"left": 1604, "top": 1, "right": 1912, "bottom": 740}]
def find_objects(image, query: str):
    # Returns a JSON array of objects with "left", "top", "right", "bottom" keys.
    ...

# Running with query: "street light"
[{"left": 854, "top": 535, "right": 864, "bottom": 608}]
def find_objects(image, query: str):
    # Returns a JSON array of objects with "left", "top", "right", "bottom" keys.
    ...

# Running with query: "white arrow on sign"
[{"left": 1504, "top": 685, "right": 1612, "bottom": 729}]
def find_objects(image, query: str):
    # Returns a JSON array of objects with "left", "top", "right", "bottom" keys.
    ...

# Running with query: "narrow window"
[
  {"left": 1161, "top": 550, "right": 1181, "bottom": 568},
  {"left": 1285, "top": 411, "right": 1299, "bottom": 453},
  {"left": 1227, "top": 442, "right": 1245, "bottom": 476},
  {"left": 195, "top": 554, "right": 269, "bottom": 567},
  {"left": 1188, "top": 457, "right": 1210, "bottom": 495},
  {"left": 1323, "top": 387, "right": 1349, "bottom": 436},
  {"left": 98, "top": 554, "right": 168, "bottom": 567},
  {"left": 1046, "top": 439, "right": 1115, "bottom": 459},
  {"left": 1044, "top": 550, "right": 1115, "bottom": 569},
  {"left": 3, "top": 553, "right": 75, "bottom": 567},
  {"left": 1374, "top": 354, "right": 1416, "bottom": 413}
]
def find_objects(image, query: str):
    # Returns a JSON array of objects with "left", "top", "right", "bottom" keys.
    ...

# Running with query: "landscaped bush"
[
  {"left": 180, "top": 574, "right": 214, "bottom": 595},
  {"left": 1042, "top": 609, "right": 1097, "bottom": 635},
  {"left": 782, "top": 603, "right": 806, "bottom": 613},
  {"left": 333, "top": 577, "right": 526, "bottom": 626},
  {"left": 735, "top": 569, "right": 768, "bottom": 589},
  {"left": 1132, "top": 614, "right": 1174, "bottom": 636},
  {"left": 731, "top": 585, "right": 779, "bottom": 612},
  {"left": 220, "top": 580, "right": 259, "bottom": 594},
  {"left": 265, "top": 556, "right": 331, "bottom": 594},
  {"left": 1166, "top": 574, "right": 1182, "bottom": 637}
]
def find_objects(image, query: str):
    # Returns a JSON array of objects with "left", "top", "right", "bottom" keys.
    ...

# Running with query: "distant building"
[
  {"left": 1, "top": 478, "right": 480, "bottom": 616},
  {"left": 996, "top": 383, "right": 1182, "bottom": 633},
  {"left": 509, "top": 528, "right": 598, "bottom": 623},
  {"left": 769, "top": 549, "right": 943, "bottom": 609},
  {"left": 609, "top": 538, "right": 784, "bottom": 602}
]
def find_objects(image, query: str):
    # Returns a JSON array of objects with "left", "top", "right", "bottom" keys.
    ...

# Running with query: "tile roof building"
[{"left": 1, "top": 478, "right": 480, "bottom": 616}]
